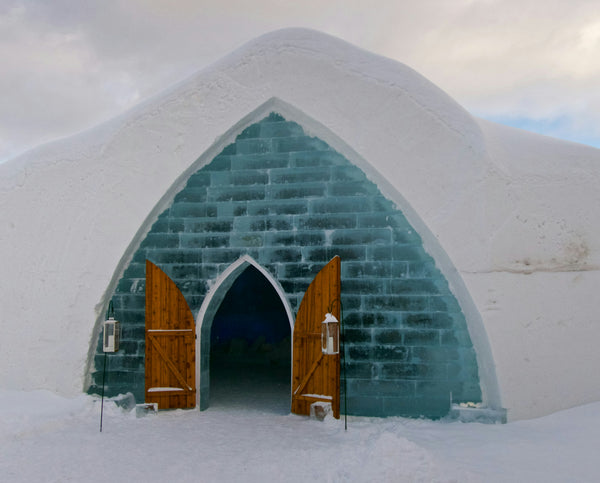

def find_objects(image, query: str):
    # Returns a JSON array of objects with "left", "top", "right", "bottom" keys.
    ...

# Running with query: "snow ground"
[{"left": 1, "top": 388, "right": 599, "bottom": 483}]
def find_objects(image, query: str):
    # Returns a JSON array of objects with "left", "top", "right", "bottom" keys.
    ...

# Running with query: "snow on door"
[
  {"left": 145, "top": 260, "right": 196, "bottom": 409},
  {"left": 292, "top": 256, "right": 341, "bottom": 418}
]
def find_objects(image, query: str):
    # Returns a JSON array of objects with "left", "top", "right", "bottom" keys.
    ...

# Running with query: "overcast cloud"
[{"left": 1, "top": 0, "right": 599, "bottom": 162}]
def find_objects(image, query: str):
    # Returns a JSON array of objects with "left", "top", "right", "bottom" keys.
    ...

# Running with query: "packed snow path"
[
  {"left": 1, "top": 390, "right": 599, "bottom": 482},
  {"left": 210, "top": 360, "right": 291, "bottom": 415}
]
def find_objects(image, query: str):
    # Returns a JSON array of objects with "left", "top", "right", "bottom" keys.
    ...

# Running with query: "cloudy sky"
[{"left": 1, "top": 0, "right": 599, "bottom": 162}]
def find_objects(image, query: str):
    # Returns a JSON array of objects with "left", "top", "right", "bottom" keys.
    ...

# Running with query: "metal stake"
[{"left": 100, "top": 351, "right": 107, "bottom": 432}]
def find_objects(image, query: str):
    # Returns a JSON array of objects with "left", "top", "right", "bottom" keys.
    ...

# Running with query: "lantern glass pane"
[{"left": 321, "top": 316, "right": 340, "bottom": 355}]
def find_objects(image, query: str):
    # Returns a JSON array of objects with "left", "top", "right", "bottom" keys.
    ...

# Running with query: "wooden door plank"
[
  {"left": 292, "top": 256, "right": 341, "bottom": 418},
  {"left": 147, "top": 334, "right": 193, "bottom": 392},
  {"left": 145, "top": 260, "right": 196, "bottom": 409},
  {"left": 293, "top": 352, "right": 324, "bottom": 396}
]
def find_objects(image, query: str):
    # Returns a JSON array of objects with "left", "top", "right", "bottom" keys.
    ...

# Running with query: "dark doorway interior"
[{"left": 210, "top": 266, "right": 291, "bottom": 413}]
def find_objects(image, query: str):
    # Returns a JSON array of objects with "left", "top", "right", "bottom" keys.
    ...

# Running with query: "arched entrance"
[
  {"left": 196, "top": 256, "right": 294, "bottom": 412},
  {"left": 210, "top": 266, "right": 291, "bottom": 413}
]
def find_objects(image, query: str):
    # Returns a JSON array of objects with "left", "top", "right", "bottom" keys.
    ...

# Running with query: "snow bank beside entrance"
[{"left": 2, "top": 389, "right": 600, "bottom": 482}]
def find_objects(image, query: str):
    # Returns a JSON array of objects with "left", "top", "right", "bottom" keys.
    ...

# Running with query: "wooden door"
[
  {"left": 145, "top": 260, "right": 196, "bottom": 409},
  {"left": 292, "top": 256, "right": 341, "bottom": 418}
]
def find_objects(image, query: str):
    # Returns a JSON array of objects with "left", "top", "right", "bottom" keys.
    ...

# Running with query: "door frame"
[{"left": 195, "top": 255, "right": 295, "bottom": 410}]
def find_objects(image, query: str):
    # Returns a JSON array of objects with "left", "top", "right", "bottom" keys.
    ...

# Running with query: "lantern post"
[
  {"left": 325, "top": 298, "right": 346, "bottom": 430},
  {"left": 100, "top": 300, "right": 120, "bottom": 432}
]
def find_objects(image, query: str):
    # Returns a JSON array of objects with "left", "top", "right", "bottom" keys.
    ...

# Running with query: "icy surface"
[{"left": 1, "top": 389, "right": 600, "bottom": 482}]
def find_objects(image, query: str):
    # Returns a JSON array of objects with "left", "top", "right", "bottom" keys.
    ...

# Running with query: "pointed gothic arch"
[
  {"left": 88, "top": 99, "right": 501, "bottom": 418},
  {"left": 195, "top": 255, "right": 294, "bottom": 409}
]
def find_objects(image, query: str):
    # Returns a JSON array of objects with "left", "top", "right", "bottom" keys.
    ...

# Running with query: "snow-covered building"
[{"left": 1, "top": 29, "right": 599, "bottom": 422}]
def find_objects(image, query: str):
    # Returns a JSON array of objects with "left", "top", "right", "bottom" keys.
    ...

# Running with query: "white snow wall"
[{"left": 0, "top": 29, "right": 599, "bottom": 421}]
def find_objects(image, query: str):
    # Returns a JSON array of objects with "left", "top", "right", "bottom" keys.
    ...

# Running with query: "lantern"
[
  {"left": 103, "top": 315, "right": 120, "bottom": 353},
  {"left": 321, "top": 313, "right": 340, "bottom": 355}
]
